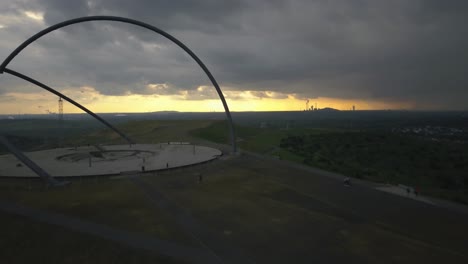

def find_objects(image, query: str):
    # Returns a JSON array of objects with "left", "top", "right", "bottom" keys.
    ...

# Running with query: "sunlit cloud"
[
  {"left": 146, "top": 83, "right": 170, "bottom": 95},
  {"left": 24, "top": 11, "right": 44, "bottom": 21},
  {"left": 0, "top": 1, "right": 467, "bottom": 111},
  {"left": 0, "top": 13, "right": 29, "bottom": 27}
]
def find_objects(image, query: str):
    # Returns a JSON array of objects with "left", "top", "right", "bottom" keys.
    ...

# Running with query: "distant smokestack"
[{"left": 58, "top": 97, "right": 63, "bottom": 120}]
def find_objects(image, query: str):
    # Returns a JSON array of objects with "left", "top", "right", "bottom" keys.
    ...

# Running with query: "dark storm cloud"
[{"left": 1, "top": 0, "right": 468, "bottom": 109}]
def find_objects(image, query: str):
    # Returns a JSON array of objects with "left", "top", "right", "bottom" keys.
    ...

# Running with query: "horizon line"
[{"left": 1, "top": 109, "right": 467, "bottom": 116}]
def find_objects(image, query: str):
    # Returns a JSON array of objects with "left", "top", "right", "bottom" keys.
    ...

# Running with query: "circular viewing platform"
[{"left": 0, "top": 143, "right": 222, "bottom": 177}]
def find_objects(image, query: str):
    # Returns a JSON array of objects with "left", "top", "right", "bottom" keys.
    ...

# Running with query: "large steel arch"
[{"left": 0, "top": 16, "right": 237, "bottom": 153}]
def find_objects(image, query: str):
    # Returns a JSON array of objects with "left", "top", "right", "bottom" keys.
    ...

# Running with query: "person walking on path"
[{"left": 343, "top": 177, "right": 351, "bottom": 187}]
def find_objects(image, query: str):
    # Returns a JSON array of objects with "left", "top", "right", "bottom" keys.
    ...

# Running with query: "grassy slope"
[
  {"left": 1, "top": 119, "right": 467, "bottom": 263},
  {"left": 0, "top": 178, "right": 192, "bottom": 245},
  {"left": 141, "top": 156, "right": 468, "bottom": 264},
  {"left": 65, "top": 119, "right": 214, "bottom": 146},
  {"left": 191, "top": 120, "right": 305, "bottom": 153},
  {"left": 192, "top": 120, "right": 468, "bottom": 204},
  {"left": 0, "top": 119, "right": 219, "bottom": 262},
  {"left": 0, "top": 212, "right": 183, "bottom": 264}
]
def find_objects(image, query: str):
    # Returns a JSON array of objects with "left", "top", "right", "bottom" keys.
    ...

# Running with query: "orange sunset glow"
[{"left": 0, "top": 88, "right": 411, "bottom": 115}]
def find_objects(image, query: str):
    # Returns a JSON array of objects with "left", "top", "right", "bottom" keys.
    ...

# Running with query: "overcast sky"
[{"left": 0, "top": 0, "right": 467, "bottom": 112}]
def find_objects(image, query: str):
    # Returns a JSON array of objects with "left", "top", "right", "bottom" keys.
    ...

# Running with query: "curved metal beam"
[
  {"left": 0, "top": 135, "right": 51, "bottom": 180},
  {"left": 0, "top": 135, "right": 69, "bottom": 186},
  {"left": 0, "top": 16, "right": 237, "bottom": 153},
  {"left": 4, "top": 68, "right": 134, "bottom": 145}
]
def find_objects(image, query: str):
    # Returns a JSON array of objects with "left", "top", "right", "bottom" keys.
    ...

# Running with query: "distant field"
[
  {"left": 0, "top": 118, "right": 216, "bottom": 153},
  {"left": 0, "top": 119, "right": 103, "bottom": 153},
  {"left": 66, "top": 119, "right": 215, "bottom": 146}
]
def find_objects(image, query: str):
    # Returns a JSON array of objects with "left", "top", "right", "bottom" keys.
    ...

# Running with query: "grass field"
[
  {"left": 0, "top": 177, "right": 193, "bottom": 245},
  {"left": 0, "top": 119, "right": 215, "bottom": 263},
  {"left": 66, "top": 119, "right": 215, "bottom": 146},
  {"left": 1, "top": 118, "right": 467, "bottom": 263},
  {"left": 0, "top": 211, "right": 183, "bottom": 264},
  {"left": 193, "top": 120, "right": 468, "bottom": 204},
  {"left": 4, "top": 117, "right": 466, "bottom": 204},
  {"left": 140, "top": 155, "right": 468, "bottom": 263}
]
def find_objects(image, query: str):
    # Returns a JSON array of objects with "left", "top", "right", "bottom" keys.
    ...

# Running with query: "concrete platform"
[{"left": 0, "top": 143, "right": 222, "bottom": 177}]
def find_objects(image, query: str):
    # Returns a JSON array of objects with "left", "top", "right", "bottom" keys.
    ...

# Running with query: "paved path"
[
  {"left": 376, "top": 186, "right": 435, "bottom": 204},
  {"left": 376, "top": 185, "right": 468, "bottom": 215},
  {"left": 227, "top": 146, "right": 468, "bottom": 215},
  {"left": 130, "top": 176, "right": 256, "bottom": 264},
  {"left": 242, "top": 154, "right": 468, "bottom": 260},
  {"left": 0, "top": 201, "right": 220, "bottom": 264}
]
